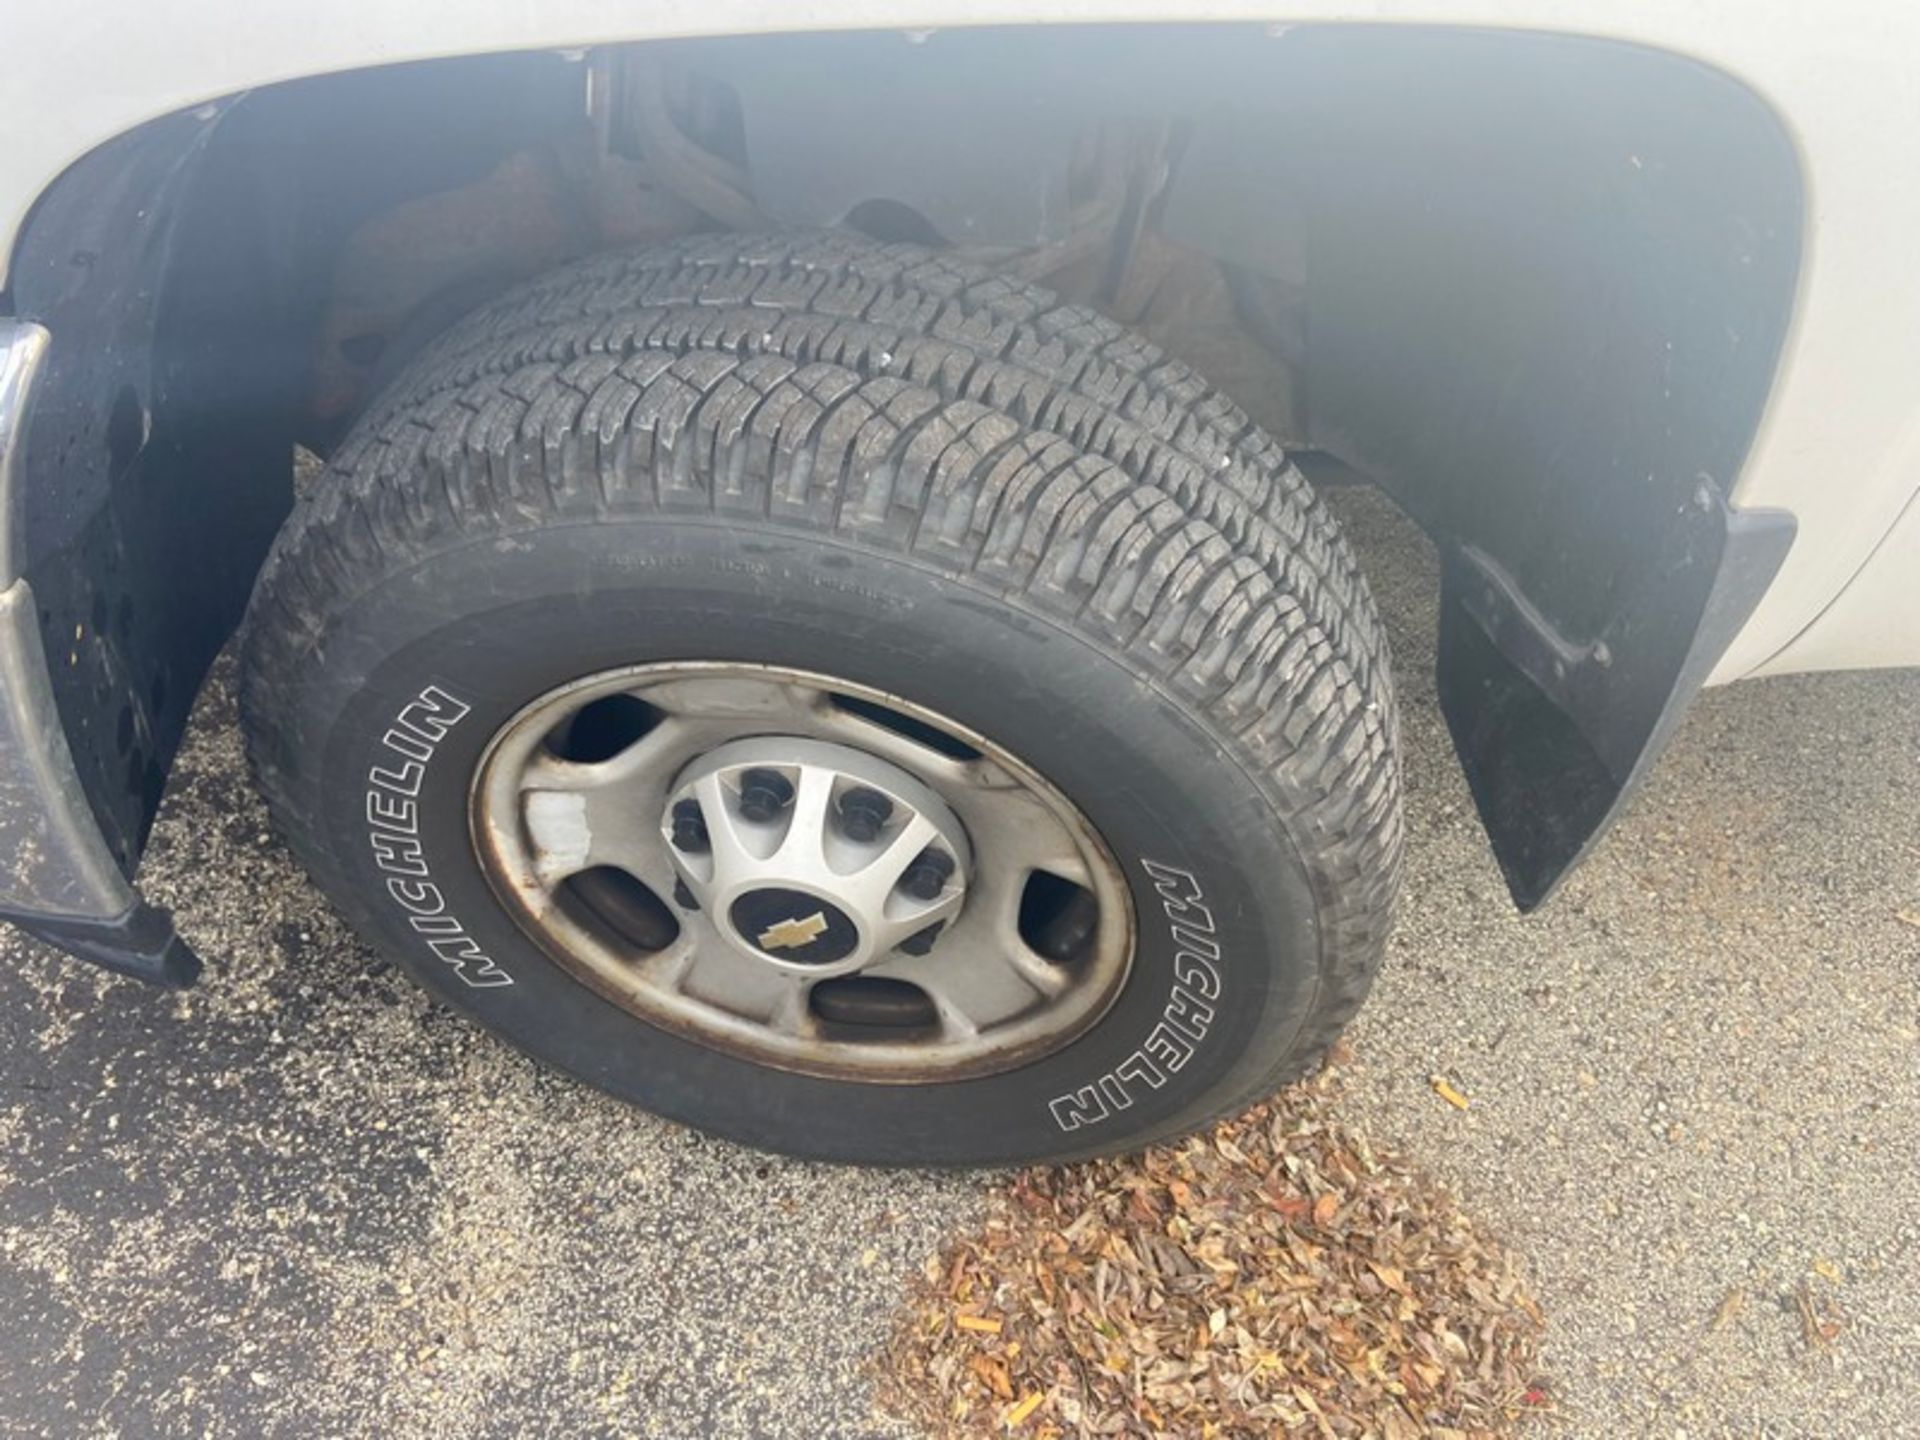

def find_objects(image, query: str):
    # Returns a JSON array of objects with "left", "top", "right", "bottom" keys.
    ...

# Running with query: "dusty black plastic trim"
[
  {"left": 7, "top": 108, "right": 295, "bottom": 879},
  {"left": 0, "top": 110, "right": 285, "bottom": 986},
  {"left": 1438, "top": 497, "right": 1795, "bottom": 909},
  {"left": 2, "top": 900, "right": 201, "bottom": 988}
]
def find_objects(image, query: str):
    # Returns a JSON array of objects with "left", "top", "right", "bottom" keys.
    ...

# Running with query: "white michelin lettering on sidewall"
[
  {"left": 364, "top": 685, "right": 513, "bottom": 989},
  {"left": 1048, "top": 859, "right": 1220, "bottom": 1133}
]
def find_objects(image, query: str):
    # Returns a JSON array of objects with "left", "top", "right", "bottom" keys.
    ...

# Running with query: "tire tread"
[{"left": 241, "top": 234, "right": 1402, "bottom": 1113}]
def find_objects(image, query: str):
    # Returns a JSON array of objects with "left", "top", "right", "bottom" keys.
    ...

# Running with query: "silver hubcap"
[
  {"left": 665, "top": 736, "right": 973, "bottom": 978},
  {"left": 471, "top": 664, "right": 1133, "bottom": 1081}
]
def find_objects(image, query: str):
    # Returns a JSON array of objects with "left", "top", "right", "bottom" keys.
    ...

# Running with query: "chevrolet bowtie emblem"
[{"left": 758, "top": 911, "right": 829, "bottom": 950}]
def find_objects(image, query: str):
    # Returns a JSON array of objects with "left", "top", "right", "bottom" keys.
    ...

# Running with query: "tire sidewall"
[{"left": 278, "top": 515, "right": 1325, "bottom": 1164}]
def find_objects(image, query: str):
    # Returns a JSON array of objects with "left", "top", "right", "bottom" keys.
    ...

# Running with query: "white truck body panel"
[{"left": 3, "top": 1, "right": 1916, "bottom": 680}]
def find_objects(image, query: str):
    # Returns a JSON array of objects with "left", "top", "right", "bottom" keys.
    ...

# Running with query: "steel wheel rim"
[{"left": 470, "top": 662, "right": 1135, "bottom": 1082}]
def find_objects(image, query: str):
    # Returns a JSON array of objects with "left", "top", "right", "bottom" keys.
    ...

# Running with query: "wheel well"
[{"left": 3, "top": 23, "right": 1802, "bottom": 905}]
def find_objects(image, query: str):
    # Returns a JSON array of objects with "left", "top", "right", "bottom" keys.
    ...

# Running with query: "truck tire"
[{"left": 238, "top": 232, "right": 1401, "bottom": 1165}]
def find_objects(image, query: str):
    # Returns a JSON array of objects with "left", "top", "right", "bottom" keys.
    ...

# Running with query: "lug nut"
[
  {"left": 836, "top": 786, "right": 893, "bottom": 843},
  {"left": 737, "top": 767, "right": 794, "bottom": 823},
  {"left": 672, "top": 877, "right": 700, "bottom": 912},
  {"left": 669, "top": 799, "right": 709, "bottom": 853},
  {"left": 900, "top": 846, "right": 956, "bottom": 901},
  {"left": 898, "top": 921, "right": 944, "bottom": 956}
]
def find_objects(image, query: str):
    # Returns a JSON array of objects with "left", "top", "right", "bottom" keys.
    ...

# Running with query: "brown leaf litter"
[{"left": 880, "top": 1057, "right": 1547, "bottom": 1437}]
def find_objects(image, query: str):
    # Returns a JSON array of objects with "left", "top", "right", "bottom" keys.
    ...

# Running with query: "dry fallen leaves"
[
  {"left": 1796, "top": 1281, "right": 1846, "bottom": 1353},
  {"left": 1709, "top": 1288, "right": 1747, "bottom": 1332},
  {"left": 879, "top": 1061, "right": 1546, "bottom": 1437}
]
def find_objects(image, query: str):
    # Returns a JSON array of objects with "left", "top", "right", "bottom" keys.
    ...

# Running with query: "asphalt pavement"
[{"left": 0, "top": 489, "right": 1914, "bottom": 1438}]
